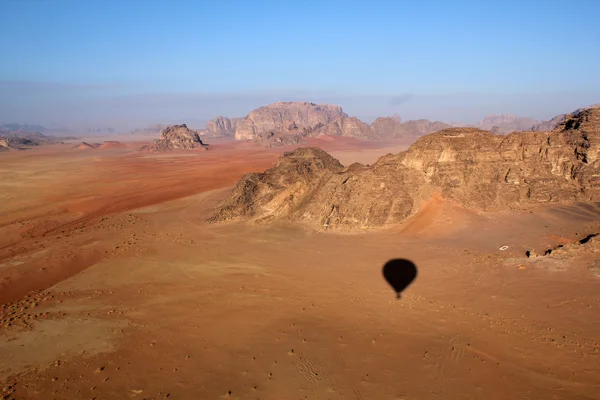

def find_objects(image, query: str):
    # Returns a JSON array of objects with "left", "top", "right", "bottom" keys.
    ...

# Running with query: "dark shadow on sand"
[{"left": 382, "top": 259, "right": 418, "bottom": 299}]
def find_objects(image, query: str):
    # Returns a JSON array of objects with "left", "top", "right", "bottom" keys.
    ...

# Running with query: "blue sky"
[{"left": 1, "top": 0, "right": 599, "bottom": 130}]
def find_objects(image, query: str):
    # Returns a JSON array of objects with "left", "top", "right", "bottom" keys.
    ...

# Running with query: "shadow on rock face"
[{"left": 382, "top": 259, "right": 418, "bottom": 299}]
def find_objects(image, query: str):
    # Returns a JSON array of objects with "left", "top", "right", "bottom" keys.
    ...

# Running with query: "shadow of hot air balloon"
[{"left": 382, "top": 259, "right": 418, "bottom": 299}]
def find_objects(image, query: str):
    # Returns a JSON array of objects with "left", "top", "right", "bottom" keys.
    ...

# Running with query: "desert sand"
[{"left": 1, "top": 139, "right": 600, "bottom": 400}]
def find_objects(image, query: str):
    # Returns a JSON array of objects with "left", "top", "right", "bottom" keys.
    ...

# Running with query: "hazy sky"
[{"left": 1, "top": 0, "right": 599, "bottom": 131}]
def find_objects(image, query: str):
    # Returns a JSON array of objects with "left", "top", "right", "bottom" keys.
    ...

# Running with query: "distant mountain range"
[
  {"left": 197, "top": 102, "right": 453, "bottom": 146},
  {"left": 5, "top": 102, "right": 599, "bottom": 148},
  {"left": 472, "top": 114, "right": 539, "bottom": 134}
]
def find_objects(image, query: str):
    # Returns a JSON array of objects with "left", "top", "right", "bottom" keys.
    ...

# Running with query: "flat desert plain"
[{"left": 1, "top": 140, "right": 600, "bottom": 400}]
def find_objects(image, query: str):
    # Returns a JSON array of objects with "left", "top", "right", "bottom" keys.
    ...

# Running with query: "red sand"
[{"left": 1, "top": 140, "right": 599, "bottom": 400}]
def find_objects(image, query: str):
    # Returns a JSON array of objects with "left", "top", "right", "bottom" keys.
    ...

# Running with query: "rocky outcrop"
[
  {"left": 209, "top": 107, "right": 600, "bottom": 230},
  {"left": 475, "top": 114, "right": 539, "bottom": 134},
  {"left": 140, "top": 124, "right": 208, "bottom": 151}
]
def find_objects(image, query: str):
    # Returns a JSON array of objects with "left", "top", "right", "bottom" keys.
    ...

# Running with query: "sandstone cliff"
[
  {"left": 141, "top": 124, "right": 208, "bottom": 151},
  {"left": 209, "top": 107, "right": 600, "bottom": 230}
]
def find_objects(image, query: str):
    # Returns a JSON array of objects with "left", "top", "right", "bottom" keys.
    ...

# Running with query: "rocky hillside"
[
  {"left": 209, "top": 107, "right": 600, "bottom": 230},
  {"left": 475, "top": 114, "right": 539, "bottom": 134},
  {"left": 141, "top": 124, "right": 208, "bottom": 151}
]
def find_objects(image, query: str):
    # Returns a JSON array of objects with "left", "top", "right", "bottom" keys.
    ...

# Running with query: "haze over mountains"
[
  {"left": 4, "top": 101, "right": 599, "bottom": 152},
  {"left": 193, "top": 101, "right": 600, "bottom": 146}
]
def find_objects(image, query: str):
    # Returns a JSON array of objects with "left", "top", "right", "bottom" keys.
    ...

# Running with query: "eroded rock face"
[
  {"left": 141, "top": 124, "right": 208, "bottom": 151},
  {"left": 209, "top": 108, "right": 600, "bottom": 230}
]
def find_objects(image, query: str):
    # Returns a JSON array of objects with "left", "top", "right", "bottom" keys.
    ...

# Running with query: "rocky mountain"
[
  {"left": 140, "top": 124, "right": 208, "bottom": 151},
  {"left": 475, "top": 114, "right": 539, "bottom": 134},
  {"left": 530, "top": 114, "right": 567, "bottom": 132},
  {"left": 228, "top": 102, "right": 376, "bottom": 143},
  {"left": 532, "top": 104, "right": 600, "bottom": 132},
  {"left": 209, "top": 107, "right": 600, "bottom": 230},
  {"left": 201, "top": 116, "right": 244, "bottom": 138},
  {"left": 370, "top": 117, "right": 452, "bottom": 139}
]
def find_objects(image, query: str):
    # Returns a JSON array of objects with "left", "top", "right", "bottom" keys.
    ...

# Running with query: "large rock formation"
[
  {"left": 209, "top": 107, "right": 600, "bottom": 230},
  {"left": 475, "top": 114, "right": 539, "bottom": 134},
  {"left": 141, "top": 124, "right": 208, "bottom": 151},
  {"left": 232, "top": 102, "right": 376, "bottom": 142}
]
